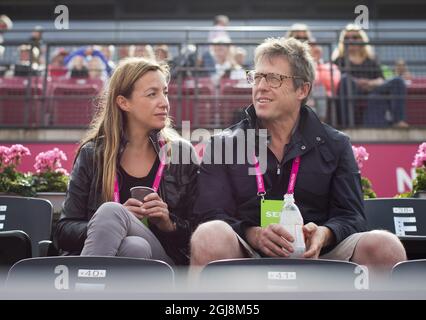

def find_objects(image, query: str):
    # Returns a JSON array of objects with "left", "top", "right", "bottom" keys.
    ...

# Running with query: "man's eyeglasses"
[{"left": 246, "top": 70, "right": 303, "bottom": 88}]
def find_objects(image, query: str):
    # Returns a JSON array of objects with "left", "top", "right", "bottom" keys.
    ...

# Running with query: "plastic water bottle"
[{"left": 279, "top": 193, "right": 306, "bottom": 258}]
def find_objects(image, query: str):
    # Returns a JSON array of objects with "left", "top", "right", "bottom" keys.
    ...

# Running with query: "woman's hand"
[
  {"left": 123, "top": 198, "right": 147, "bottom": 220},
  {"left": 142, "top": 193, "right": 176, "bottom": 232}
]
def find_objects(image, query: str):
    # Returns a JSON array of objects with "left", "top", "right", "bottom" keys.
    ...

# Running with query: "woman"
[
  {"left": 54, "top": 58, "right": 199, "bottom": 265},
  {"left": 285, "top": 23, "right": 341, "bottom": 123},
  {"left": 332, "top": 24, "right": 408, "bottom": 127}
]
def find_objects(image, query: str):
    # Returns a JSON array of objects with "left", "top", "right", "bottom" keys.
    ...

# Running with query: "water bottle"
[{"left": 279, "top": 193, "right": 306, "bottom": 258}]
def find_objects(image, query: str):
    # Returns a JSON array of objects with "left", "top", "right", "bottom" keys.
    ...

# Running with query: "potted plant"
[
  {"left": 352, "top": 146, "right": 377, "bottom": 199},
  {"left": 0, "top": 144, "right": 35, "bottom": 196},
  {"left": 32, "top": 148, "right": 69, "bottom": 215},
  {"left": 412, "top": 142, "right": 426, "bottom": 198},
  {"left": 0, "top": 144, "right": 69, "bottom": 217}
]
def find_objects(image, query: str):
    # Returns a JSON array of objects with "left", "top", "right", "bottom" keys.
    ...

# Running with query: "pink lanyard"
[
  {"left": 113, "top": 144, "right": 167, "bottom": 203},
  {"left": 254, "top": 155, "right": 301, "bottom": 199}
]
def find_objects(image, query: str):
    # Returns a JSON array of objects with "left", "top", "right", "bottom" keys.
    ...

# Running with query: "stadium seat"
[
  {"left": 0, "top": 230, "right": 32, "bottom": 286},
  {"left": 167, "top": 80, "right": 183, "bottom": 125},
  {"left": 406, "top": 78, "right": 426, "bottom": 125},
  {"left": 182, "top": 77, "right": 215, "bottom": 128},
  {"left": 54, "top": 77, "right": 104, "bottom": 91},
  {"left": 392, "top": 259, "right": 426, "bottom": 290},
  {"left": 6, "top": 256, "right": 175, "bottom": 294},
  {"left": 0, "top": 78, "right": 42, "bottom": 126},
  {"left": 0, "top": 196, "right": 53, "bottom": 257},
  {"left": 364, "top": 198, "right": 426, "bottom": 259},
  {"left": 219, "top": 79, "right": 251, "bottom": 128},
  {"left": 199, "top": 258, "right": 362, "bottom": 292},
  {"left": 49, "top": 83, "right": 99, "bottom": 127}
]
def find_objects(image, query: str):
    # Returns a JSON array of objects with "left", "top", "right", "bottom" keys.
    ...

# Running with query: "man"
[{"left": 190, "top": 37, "right": 406, "bottom": 275}]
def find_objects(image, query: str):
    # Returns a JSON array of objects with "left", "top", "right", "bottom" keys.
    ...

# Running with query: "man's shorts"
[{"left": 236, "top": 232, "right": 365, "bottom": 261}]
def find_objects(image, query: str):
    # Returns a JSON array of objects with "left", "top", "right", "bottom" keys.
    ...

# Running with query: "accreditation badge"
[{"left": 260, "top": 199, "right": 284, "bottom": 228}]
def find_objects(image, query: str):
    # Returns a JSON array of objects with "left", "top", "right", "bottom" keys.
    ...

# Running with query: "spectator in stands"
[
  {"left": 154, "top": 44, "right": 175, "bottom": 73},
  {"left": 29, "top": 25, "right": 44, "bottom": 67},
  {"left": 190, "top": 38, "right": 406, "bottom": 277},
  {"left": 13, "top": 44, "right": 40, "bottom": 76},
  {"left": 64, "top": 46, "right": 112, "bottom": 76},
  {"left": 286, "top": 23, "right": 341, "bottom": 122},
  {"left": 154, "top": 44, "right": 171, "bottom": 63},
  {"left": 0, "top": 14, "right": 12, "bottom": 63},
  {"left": 88, "top": 56, "right": 107, "bottom": 81},
  {"left": 54, "top": 58, "right": 199, "bottom": 266},
  {"left": 48, "top": 47, "right": 68, "bottom": 78},
  {"left": 68, "top": 55, "right": 89, "bottom": 78},
  {"left": 100, "top": 45, "right": 116, "bottom": 72},
  {"left": 208, "top": 15, "right": 231, "bottom": 43},
  {"left": 228, "top": 46, "right": 249, "bottom": 80},
  {"left": 233, "top": 46, "right": 249, "bottom": 69},
  {"left": 394, "top": 58, "right": 412, "bottom": 82},
  {"left": 118, "top": 45, "right": 131, "bottom": 60},
  {"left": 201, "top": 37, "right": 235, "bottom": 84},
  {"left": 129, "top": 44, "right": 155, "bottom": 61},
  {"left": 170, "top": 44, "right": 198, "bottom": 78},
  {"left": 285, "top": 23, "right": 314, "bottom": 43},
  {"left": 332, "top": 24, "right": 408, "bottom": 128}
]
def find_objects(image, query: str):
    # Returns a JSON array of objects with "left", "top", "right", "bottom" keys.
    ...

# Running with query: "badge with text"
[{"left": 260, "top": 199, "right": 284, "bottom": 228}]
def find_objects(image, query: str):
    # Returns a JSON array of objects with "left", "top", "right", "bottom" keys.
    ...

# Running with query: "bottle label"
[{"left": 260, "top": 199, "right": 284, "bottom": 227}]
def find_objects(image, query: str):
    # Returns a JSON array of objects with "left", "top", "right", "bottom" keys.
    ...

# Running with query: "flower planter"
[
  {"left": 36, "top": 192, "right": 66, "bottom": 223},
  {"left": 414, "top": 191, "right": 426, "bottom": 199}
]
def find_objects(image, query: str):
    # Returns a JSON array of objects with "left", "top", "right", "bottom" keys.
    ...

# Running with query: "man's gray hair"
[{"left": 254, "top": 37, "right": 316, "bottom": 104}]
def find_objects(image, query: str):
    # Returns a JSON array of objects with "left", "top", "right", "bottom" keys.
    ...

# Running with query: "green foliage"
[
  {"left": 361, "top": 176, "right": 377, "bottom": 199},
  {"left": 0, "top": 166, "right": 36, "bottom": 197},
  {"left": 0, "top": 167, "right": 69, "bottom": 196},
  {"left": 32, "top": 170, "right": 68, "bottom": 193},
  {"left": 412, "top": 167, "right": 426, "bottom": 195}
]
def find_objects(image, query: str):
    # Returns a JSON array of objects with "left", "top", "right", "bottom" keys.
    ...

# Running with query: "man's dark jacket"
[
  {"left": 54, "top": 132, "right": 199, "bottom": 265},
  {"left": 193, "top": 104, "right": 367, "bottom": 254}
]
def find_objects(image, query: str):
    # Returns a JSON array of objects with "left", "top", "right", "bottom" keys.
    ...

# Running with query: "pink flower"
[
  {"left": 5, "top": 144, "right": 31, "bottom": 166},
  {"left": 352, "top": 146, "right": 369, "bottom": 169},
  {"left": 412, "top": 142, "right": 426, "bottom": 168},
  {"left": 55, "top": 168, "right": 69, "bottom": 176},
  {"left": 34, "top": 148, "right": 68, "bottom": 173},
  {"left": 0, "top": 146, "right": 10, "bottom": 165}
]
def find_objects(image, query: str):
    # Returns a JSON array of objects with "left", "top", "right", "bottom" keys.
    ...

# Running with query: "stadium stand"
[{"left": 1, "top": 18, "right": 426, "bottom": 298}]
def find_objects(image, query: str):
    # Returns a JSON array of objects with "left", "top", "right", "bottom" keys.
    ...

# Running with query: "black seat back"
[
  {"left": 392, "top": 259, "right": 426, "bottom": 290},
  {"left": 0, "top": 196, "right": 52, "bottom": 257},
  {"left": 200, "top": 258, "right": 363, "bottom": 292},
  {"left": 364, "top": 198, "right": 426, "bottom": 259},
  {"left": 0, "top": 230, "right": 32, "bottom": 285},
  {"left": 6, "top": 256, "right": 175, "bottom": 295}
]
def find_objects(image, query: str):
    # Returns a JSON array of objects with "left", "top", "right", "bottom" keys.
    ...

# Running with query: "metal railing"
[{"left": 1, "top": 32, "right": 426, "bottom": 130}]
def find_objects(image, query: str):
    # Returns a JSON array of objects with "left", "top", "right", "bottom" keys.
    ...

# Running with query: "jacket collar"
[
  {"left": 244, "top": 104, "right": 332, "bottom": 163},
  {"left": 118, "top": 129, "right": 163, "bottom": 160}
]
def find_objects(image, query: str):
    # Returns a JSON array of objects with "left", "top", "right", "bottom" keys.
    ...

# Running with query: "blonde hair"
[
  {"left": 78, "top": 57, "right": 177, "bottom": 202},
  {"left": 285, "top": 23, "right": 315, "bottom": 42},
  {"left": 332, "top": 23, "right": 375, "bottom": 61}
]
